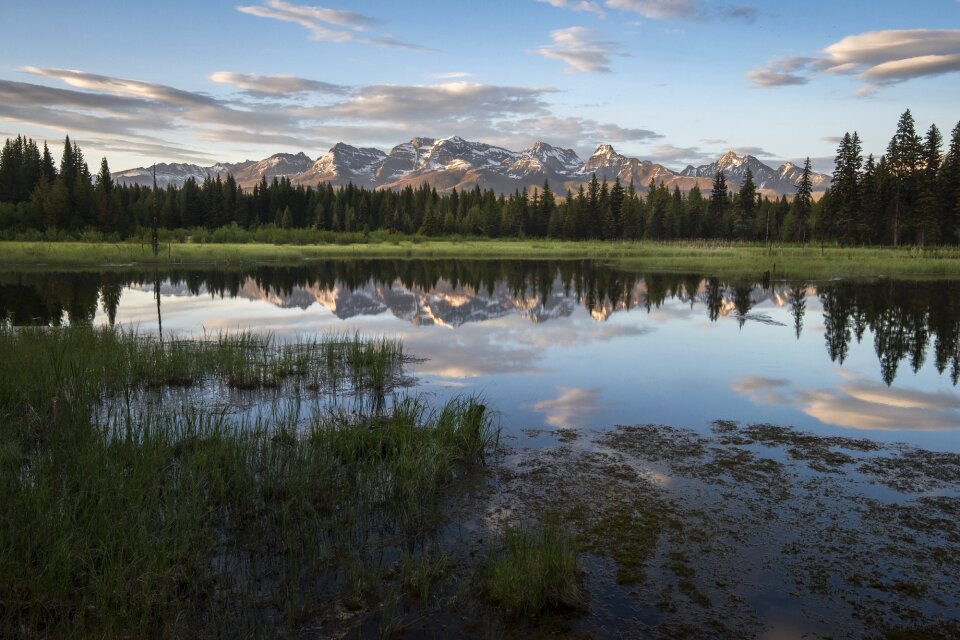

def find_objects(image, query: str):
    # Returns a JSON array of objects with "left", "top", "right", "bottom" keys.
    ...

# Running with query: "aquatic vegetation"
[
  {"left": 0, "top": 325, "right": 498, "bottom": 637},
  {"left": 479, "top": 519, "right": 582, "bottom": 617}
]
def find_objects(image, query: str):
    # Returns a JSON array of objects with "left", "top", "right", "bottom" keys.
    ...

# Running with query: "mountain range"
[
  {"left": 113, "top": 136, "right": 831, "bottom": 197},
  {"left": 148, "top": 277, "right": 799, "bottom": 328}
]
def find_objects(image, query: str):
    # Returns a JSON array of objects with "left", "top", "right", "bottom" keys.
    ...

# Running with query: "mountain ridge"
[{"left": 113, "top": 137, "right": 831, "bottom": 196}]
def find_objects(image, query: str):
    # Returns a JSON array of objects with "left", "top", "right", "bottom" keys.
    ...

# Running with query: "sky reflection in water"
[{"left": 3, "top": 260, "right": 958, "bottom": 451}]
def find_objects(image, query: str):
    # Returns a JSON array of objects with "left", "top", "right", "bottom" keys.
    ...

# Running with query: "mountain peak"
[
  {"left": 115, "top": 136, "right": 831, "bottom": 195},
  {"left": 719, "top": 150, "right": 741, "bottom": 163},
  {"left": 593, "top": 143, "right": 618, "bottom": 156}
]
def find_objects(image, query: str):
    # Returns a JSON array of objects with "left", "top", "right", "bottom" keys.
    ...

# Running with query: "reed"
[{"left": 0, "top": 325, "right": 498, "bottom": 637}]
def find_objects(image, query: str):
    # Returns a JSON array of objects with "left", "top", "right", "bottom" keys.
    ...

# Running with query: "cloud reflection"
[
  {"left": 532, "top": 386, "right": 603, "bottom": 428},
  {"left": 732, "top": 374, "right": 960, "bottom": 431}
]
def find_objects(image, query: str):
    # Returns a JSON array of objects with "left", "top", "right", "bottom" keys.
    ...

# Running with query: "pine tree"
[
  {"left": 940, "top": 121, "right": 960, "bottom": 243},
  {"left": 792, "top": 158, "right": 814, "bottom": 242},
  {"left": 708, "top": 170, "right": 728, "bottom": 238},
  {"left": 737, "top": 167, "right": 757, "bottom": 239},
  {"left": 887, "top": 109, "right": 924, "bottom": 245},
  {"left": 95, "top": 157, "right": 114, "bottom": 231},
  {"left": 533, "top": 180, "right": 552, "bottom": 237},
  {"left": 916, "top": 124, "right": 944, "bottom": 246}
]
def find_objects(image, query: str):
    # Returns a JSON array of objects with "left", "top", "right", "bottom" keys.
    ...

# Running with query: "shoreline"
[{"left": 3, "top": 239, "right": 960, "bottom": 278}]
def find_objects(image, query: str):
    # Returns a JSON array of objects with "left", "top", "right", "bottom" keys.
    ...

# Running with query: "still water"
[{"left": 3, "top": 259, "right": 958, "bottom": 451}]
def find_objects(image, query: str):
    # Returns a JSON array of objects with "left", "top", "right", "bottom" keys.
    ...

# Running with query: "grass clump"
[
  {"left": 480, "top": 520, "right": 582, "bottom": 617},
  {"left": 0, "top": 325, "right": 498, "bottom": 637}
]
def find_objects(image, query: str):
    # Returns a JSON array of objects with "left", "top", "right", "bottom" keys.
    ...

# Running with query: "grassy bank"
[
  {"left": 0, "top": 326, "right": 504, "bottom": 637},
  {"left": 3, "top": 238, "right": 960, "bottom": 278}
]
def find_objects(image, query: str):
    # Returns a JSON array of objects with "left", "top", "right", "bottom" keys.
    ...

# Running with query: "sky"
[{"left": 1, "top": 0, "right": 959, "bottom": 173}]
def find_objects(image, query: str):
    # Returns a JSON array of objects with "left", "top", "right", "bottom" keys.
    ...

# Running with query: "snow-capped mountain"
[
  {"left": 111, "top": 163, "right": 219, "bottom": 188},
  {"left": 115, "top": 139, "right": 831, "bottom": 195},
  {"left": 297, "top": 143, "right": 387, "bottom": 185},
  {"left": 680, "top": 151, "right": 829, "bottom": 194},
  {"left": 111, "top": 153, "right": 312, "bottom": 188},
  {"left": 229, "top": 152, "right": 313, "bottom": 185}
]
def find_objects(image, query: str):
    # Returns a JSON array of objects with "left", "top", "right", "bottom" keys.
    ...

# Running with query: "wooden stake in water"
[{"left": 151, "top": 164, "right": 160, "bottom": 258}]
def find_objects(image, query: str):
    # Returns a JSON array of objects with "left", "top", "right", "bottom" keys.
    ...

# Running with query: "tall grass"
[
  {"left": 3, "top": 239, "right": 960, "bottom": 278},
  {"left": 479, "top": 520, "right": 582, "bottom": 617},
  {"left": 0, "top": 325, "right": 498, "bottom": 637}
]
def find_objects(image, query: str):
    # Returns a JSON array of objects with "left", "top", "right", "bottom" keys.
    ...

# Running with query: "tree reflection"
[{"left": 2, "top": 262, "right": 959, "bottom": 386}]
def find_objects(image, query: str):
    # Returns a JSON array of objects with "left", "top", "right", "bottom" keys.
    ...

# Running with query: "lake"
[
  {"left": 4, "top": 259, "right": 957, "bottom": 451},
  {"left": 4, "top": 258, "right": 959, "bottom": 637}
]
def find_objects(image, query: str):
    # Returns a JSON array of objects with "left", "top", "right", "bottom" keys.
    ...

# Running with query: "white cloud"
[
  {"left": 534, "top": 26, "right": 623, "bottom": 74},
  {"left": 236, "top": 0, "right": 431, "bottom": 50},
  {"left": 745, "top": 67, "right": 807, "bottom": 87},
  {"left": 599, "top": 0, "right": 757, "bottom": 22},
  {"left": 536, "top": 0, "right": 607, "bottom": 19},
  {"left": 209, "top": 71, "right": 348, "bottom": 96},
  {"left": 748, "top": 29, "right": 960, "bottom": 94},
  {"left": 2, "top": 67, "right": 660, "bottom": 167},
  {"left": 427, "top": 71, "right": 475, "bottom": 80}
]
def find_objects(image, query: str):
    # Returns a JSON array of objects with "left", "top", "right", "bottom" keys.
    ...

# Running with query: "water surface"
[{"left": 3, "top": 259, "right": 958, "bottom": 451}]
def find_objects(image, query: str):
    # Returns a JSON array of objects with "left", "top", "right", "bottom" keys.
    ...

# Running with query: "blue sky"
[{"left": 2, "top": 0, "right": 959, "bottom": 172}]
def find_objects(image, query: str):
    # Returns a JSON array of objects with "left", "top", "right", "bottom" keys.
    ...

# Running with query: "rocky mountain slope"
[{"left": 114, "top": 137, "right": 830, "bottom": 196}]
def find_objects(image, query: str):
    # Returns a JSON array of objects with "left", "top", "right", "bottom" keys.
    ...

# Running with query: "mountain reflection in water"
[{"left": 2, "top": 260, "right": 958, "bottom": 448}]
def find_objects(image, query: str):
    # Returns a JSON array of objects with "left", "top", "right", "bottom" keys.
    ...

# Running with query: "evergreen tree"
[
  {"left": 790, "top": 158, "right": 814, "bottom": 242},
  {"left": 887, "top": 109, "right": 924, "bottom": 245},
  {"left": 707, "top": 170, "right": 728, "bottom": 238},
  {"left": 737, "top": 167, "right": 757, "bottom": 239},
  {"left": 941, "top": 121, "right": 960, "bottom": 243},
  {"left": 94, "top": 157, "right": 115, "bottom": 231},
  {"left": 916, "top": 124, "right": 944, "bottom": 246}
]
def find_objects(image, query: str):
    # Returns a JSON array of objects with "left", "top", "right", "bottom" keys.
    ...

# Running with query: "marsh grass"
[
  {"left": 0, "top": 325, "right": 498, "bottom": 637},
  {"left": 4, "top": 239, "right": 960, "bottom": 278},
  {"left": 479, "top": 520, "right": 583, "bottom": 617}
]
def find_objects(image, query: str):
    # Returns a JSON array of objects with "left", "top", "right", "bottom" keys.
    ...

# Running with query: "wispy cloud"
[
  {"left": 2, "top": 66, "right": 657, "bottom": 167},
  {"left": 236, "top": 0, "right": 431, "bottom": 50},
  {"left": 426, "top": 71, "right": 475, "bottom": 80},
  {"left": 534, "top": 26, "right": 623, "bottom": 74},
  {"left": 209, "top": 71, "right": 348, "bottom": 96},
  {"left": 571, "top": 0, "right": 760, "bottom": 22},
  {"left": 748, "top": 29, "right": 960, "bottom": 94},
  {"left": 536, "top": 0, "right": 607, "bottom": 19},
  {"left": 643, "top": 143, "right": 713, "bottom": 165},
  {"left": 532, "top": 386, "right": 603, "bottom": 428}
]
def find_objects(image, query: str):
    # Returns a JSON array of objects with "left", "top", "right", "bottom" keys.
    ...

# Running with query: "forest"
[{"left": 0, "top": 110, "right": 957, "bottom": 246}]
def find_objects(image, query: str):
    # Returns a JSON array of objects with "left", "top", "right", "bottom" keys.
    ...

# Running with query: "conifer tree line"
[{"left": 0, "top": 110, "right": 957, "bottom": 244}]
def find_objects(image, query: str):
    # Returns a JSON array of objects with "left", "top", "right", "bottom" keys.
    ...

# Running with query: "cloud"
[
  {"left": 532, "top": 386, "right": 603, "bottom": 427},
  {"left": 748, "top": 29, "right": 960, "bottom": 94},
  {"left": 21, "top": 67, "right": 216, "bottom": 108},
  {"left": 604, "top": 0, "right": 757, "bottom": 22},
  {"left": 642, "top": 143, "right": 713, "bottom": 165},
  {"left": 534, "top": 26, "right": 623, "bottom": 74},
  {"left": 732, "top": 374, "right": 960, "bottom": 431},
  {"left": 209, "top": 71, "right": 348, "bottom": 96},
  {"left": 819, "top": 136, "right": 843, "bottom": 144},
  {"left": 3, "top": 65, "right": 660, "bottom": 169},
  {"left": 503, "top": 115, "right": 662, "bottom": 152},
  {"left": 536, "top": 0, "right": 607, "bottom": 19},
  {"left": 236, "top": 0, "right": 430, "bottom": 50},
  {"left": 427, "top": 71, "right": 475, "bottom": 80},
  {"left": 319, "top": 81, "right": 551, "bottom": 123},
  {"left": 702, "top": 137, "right": 728, "bottom": 145},
  {"left": 745, "top": 67, "right": 808, "bottom": 87},
  {"left": 732, "top": 145, "right": 778, "bottom": 158}
]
